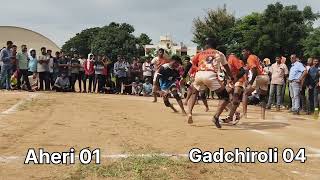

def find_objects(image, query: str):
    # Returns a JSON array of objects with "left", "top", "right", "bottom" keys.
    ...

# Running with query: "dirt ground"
[{"left": 0, "top": 91, "right": 319, "bottom": 180}]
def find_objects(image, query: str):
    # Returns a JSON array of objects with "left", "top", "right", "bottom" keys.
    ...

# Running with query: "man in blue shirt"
[
  {"left": 288, "top": 54, "right": 307, "bottom": 114},
  {"left": 0, "top": 41, "right": 14, "bottom": 90}
]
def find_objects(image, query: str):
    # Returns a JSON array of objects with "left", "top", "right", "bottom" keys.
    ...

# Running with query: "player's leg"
[
  {"left": 171, "top": 87, "right": 187, "bottom": 115},
  {"left": 200, "top": 90, "right": 209, "bottom": 112},
  {"left": 222, "top": 86, "right": 243, "bottom": 124},
  {"left": 257, "top": 75, "right": 269, "bottom": 119},
  {"left": 243, "top": 82, "right": 255, "bottom": 118},
  {"left": 152, "top": 73, "right": 159, "bottom": 102},
  {"left": 163, "top": 93, "right": 178, "bottom": 113},
  {"left": 186, "top": 85, "right": 198, "bottom": 124},
  {"left": 184, "top": 86, "right": 192, "bottom": 105},
  {"left": 213, "top": 87, "right": 230, "bottom": 129}
]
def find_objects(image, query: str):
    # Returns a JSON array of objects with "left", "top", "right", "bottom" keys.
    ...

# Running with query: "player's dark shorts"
[{"left": 160, "top": 79, "right": 176, "bottom": 91}]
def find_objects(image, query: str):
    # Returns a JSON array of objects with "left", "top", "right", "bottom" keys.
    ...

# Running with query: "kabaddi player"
[
  {"left": 156, "top": 55, "right": 187, "bottom": 115},
  {"left": 220, "top": 54, "right": 247, "bottom": 124},
  {"left": 183, "top": 57, "right": 209, "bottom": 112},
  {"left": 183, "top": 38, "right": 233, "bottom": 129},
  {"left": 151, "top": 48, "right": 170, "bottom": 103},
  {"left": 241, "top": 48, "right": 270, "bottom": 119}
]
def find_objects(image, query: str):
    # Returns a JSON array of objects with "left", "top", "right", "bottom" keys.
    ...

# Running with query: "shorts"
[
  {"left": 252, "top": 75, "right": 269, "bottom": 91},
  {"left": 193, "top": 71, "right": 222, "bottom": 91},
  {"left": 159, "top": 79, "right": 176, "bottom": 92}
]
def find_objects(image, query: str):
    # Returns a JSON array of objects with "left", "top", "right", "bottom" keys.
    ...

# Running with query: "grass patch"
[{"left": 65, "top": 156, "right": 197, "bottom": 180}]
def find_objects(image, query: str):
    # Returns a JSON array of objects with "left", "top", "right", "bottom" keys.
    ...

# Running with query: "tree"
[
  {"left": 136, "top": 33, "right": 152, "bottom": 56},
  {"left": 193, "top": 2, "right": 319, "bottom": 60},
  {"left": 192, "top": 5, "right": 235, "bottom": 53},
  {"left": 62, "top": 22, "right": 152, "bottom": 61},
  {"left": 303, "top": 28, "right": 320, "bottom": 58},
  {"left": 62, "top": 27, "right": 101, "bottom": 56}
]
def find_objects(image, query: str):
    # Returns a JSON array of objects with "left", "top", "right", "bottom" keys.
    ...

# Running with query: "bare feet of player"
[
  {"left": 205, "top": 107, "right": 209, "bottom": 112},
  {"left": 187, "top": 114, "right": 193, "bottom": 124}
]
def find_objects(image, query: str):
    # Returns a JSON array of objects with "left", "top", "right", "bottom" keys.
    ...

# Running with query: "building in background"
[
  {"left": 0, "top": 26, "right": 60, "bottom": 53},
  {"left": 144, "top": 35, "right": 197, "bottom": 57}
]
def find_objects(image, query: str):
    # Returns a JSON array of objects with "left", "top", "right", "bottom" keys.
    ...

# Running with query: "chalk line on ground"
[{"left": 0, "top": 93, "right": 40, "bottom": 116}]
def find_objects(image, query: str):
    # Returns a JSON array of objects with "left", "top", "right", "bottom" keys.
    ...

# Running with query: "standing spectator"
[
  {"left": 307, "top": 58, "right": 320, "bottom": 115},
  {"left": 37, "top": 47, "right": 49, "bottom": 91},
  {"left": 11, "top": 45, "right": 18, "bottom": 73},
  {"left": 142, "top": 57, "right": 153, "bottom": 80},
  {"left": 84, "top": 53, "right": 95, "bottom": 93},
  {"left": 280, "top": 56, "right": 288, "bottom": 108},
  {"left": 130, "top": 57, "right": 142, "bottom": 81},
  {"left": 300, "top": 58, "right": 313, "bottom": 114},
  {"left": 263, "top": 58, "right": 272, "bottom": 74},
  {"left": 47, "top": 50, "right": 55, "bottom": 89},
  {"left": 0, "top": 41, "right": 14, "bottom": 90},
  {"left": 70, "top": 54, "right": 81, "bottom": 92},
  {"left": 78, "top": 55, "right": 86, "bottom": 93},
  {"left": 94, "top": 55, "right": 106, "bottom": 93},
  {"left": 28, "top": 49, "right": 38, "bottom": 90},
  {"left": 58, "top": 52, "right": 70, "bottom": 76},
  {"left": 288, "top": 54, "right": 307, "bottom": 115},
  {"left": 114, "top": 55, "right": 129, "bottom": 94},
  {"left": 16, "top": 45, "right": 31, "bottom": 91},
  {"left": 53, "top": 51, "right": 61, "bottom": 86},
  {"left": 266, "top": 56, "right": 289, "bottom": 111}
]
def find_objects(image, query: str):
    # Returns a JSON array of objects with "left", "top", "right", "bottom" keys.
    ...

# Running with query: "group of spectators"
[
  {"left": 1, "top": 40, "right": 319, "bottom": 116},
  {"left": 0, "top": 41, "right": 156, "bottom": 96},
  {"left": 262, "top": 55, "right": 319, "bottom": 115}
]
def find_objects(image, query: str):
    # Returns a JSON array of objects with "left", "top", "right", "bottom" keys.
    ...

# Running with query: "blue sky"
[{"left": 1, "top": 0, "right": 319, "bottom": 47}]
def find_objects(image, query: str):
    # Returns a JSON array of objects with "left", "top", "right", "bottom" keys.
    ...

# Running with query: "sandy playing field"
[{"left": 0, "top": 91, "right": 319, "bottom": 180}]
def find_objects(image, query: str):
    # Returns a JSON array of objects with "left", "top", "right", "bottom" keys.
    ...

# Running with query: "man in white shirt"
[
  {"left": 37, "top": 47, "right": 49, "bottom": 91},
  {"left": 142, "top": 57, "right": 153, "bottom": 80},
  {"left": 266, "top": 56, "right": 289, "bottom": 111}
]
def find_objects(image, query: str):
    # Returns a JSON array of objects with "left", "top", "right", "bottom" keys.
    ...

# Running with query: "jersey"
[
  {"left": 191, "top": 48, "right": 228, "bottom": 73},
  {"left": 151, "top": 56, "right": 170, "bottom": 71},
  {"left": 228, "top": 54, "right": 246, "bottom": 83},
  {"left": 246, "top": 54, "right": 264, "bottom": 76}
]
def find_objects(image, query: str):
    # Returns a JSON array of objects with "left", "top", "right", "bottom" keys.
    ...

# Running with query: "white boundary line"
[{"left": 0, "top": 93, "right": 40, "bottom": 116}]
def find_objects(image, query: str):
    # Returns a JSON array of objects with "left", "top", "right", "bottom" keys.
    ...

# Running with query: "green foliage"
[
  {"left": 192, "top": 5, "right": 235, "bottom": 53},
  {"left": 303, "top": 28, "right": 320, "bottom": 58},
  {"left": 62, "top": 27, "right": 101, "bottom": 56},
  {"left": 62, "top": 22, "right": 152, "bottom": 61},
  {"left": 193, "top": 2, "right": 320, "bottom": 60}
]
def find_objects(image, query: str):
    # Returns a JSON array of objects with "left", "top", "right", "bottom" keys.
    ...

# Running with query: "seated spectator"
[
  {"left": 131, "top": 77, "right": 143, "bottom": 95},
  {"left": 142, "top": 78, "right": 153, "bottom": 96},
  {"left": 53, "top": 73, "right": 71, "bottom": 92},
  {"left": 104, "top": 77, "right": 116, "bottom": 94}
]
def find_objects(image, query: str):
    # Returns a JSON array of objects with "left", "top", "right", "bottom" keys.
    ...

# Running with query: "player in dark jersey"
[{"left": 156, "top": 55, "right": 187, "bottom": 115}]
